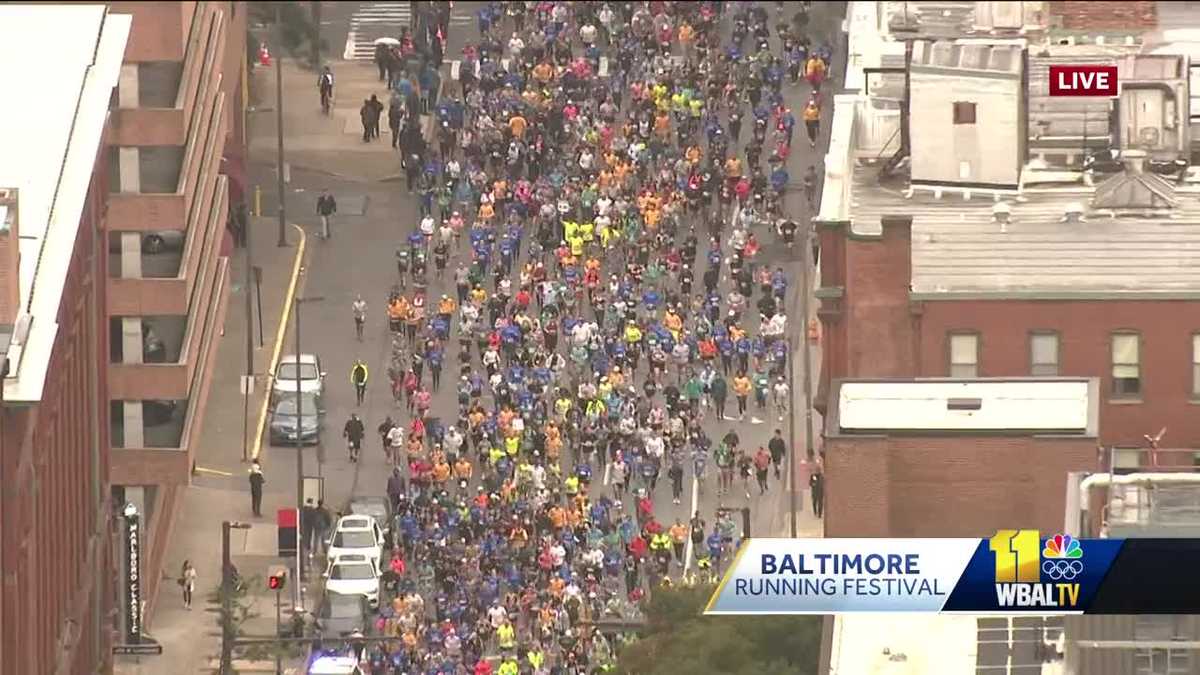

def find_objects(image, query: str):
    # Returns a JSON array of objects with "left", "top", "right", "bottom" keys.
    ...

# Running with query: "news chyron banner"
[{"left": 705, "top": 533, "right": 1200, "bottom": 614}]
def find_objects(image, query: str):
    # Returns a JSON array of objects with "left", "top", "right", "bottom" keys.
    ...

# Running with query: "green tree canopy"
[{"left": 617, "top": 585, "right": 822, "bottom": 675}]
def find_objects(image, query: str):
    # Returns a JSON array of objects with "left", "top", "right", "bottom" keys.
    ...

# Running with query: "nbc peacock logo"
[{"left": 1041, "top": 534, "right": 1083, "bottom": 581}]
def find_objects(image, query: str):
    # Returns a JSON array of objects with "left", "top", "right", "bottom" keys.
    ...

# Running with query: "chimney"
[
  {"left": 1122, "top": 149, "right": 1148, "bottom": 175},
  {"left": 0, "top": 188, "right": 19, "bottom": 326}
]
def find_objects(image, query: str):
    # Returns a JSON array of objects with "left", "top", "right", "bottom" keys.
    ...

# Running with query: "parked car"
[
  {"left": 306, "top": 653, "right": 365, "bottom": 675},
  {"left": 325, "top": 515, "right": 384, "bottom": 566},
  {"left": 273, "top": 354, "right": 325, "bottom": 406},
  {"left": 313, "top": 590, "right": 373, "bottom": 638},
  {"left": 268, "top": 392, "right": 325, "bottom": 446},
  {"left": 346, "top": 496, "right": 392, "bottom": 543},
  {"left": 323, "top": 553, "right": 381, "bottom": 608}
]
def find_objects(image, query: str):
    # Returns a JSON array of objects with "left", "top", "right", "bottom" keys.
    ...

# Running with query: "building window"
[
  {"left": 1135, "top": 616, "right": 1190, "bottom": 674},
  {"left": 949, "top": 332, "right": 979, "bottom": 377},
  {"left": 1030, "top": 332, "right": 1060, "bottom": 376},
  {"left": 1111, "top": 332, "right": 1141, "bottom": 398},
  {"left": 1192, "top": 334, "right": 1200, "bottom": 397},
  {"left": 953, "top": 101, "right": 977, "bottom": 124}
]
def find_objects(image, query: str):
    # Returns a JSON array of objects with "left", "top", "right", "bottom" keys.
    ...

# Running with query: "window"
[
  {"left": 953, "top": 101, "right": 977, "bottom": 124},
  {"left": 1030, "top": 332, "right": 1060, "bottom": 376},
  {"left": 1192, "top": 334, "right": 1200, "bottom": 397},
  {"left": 1135, "top": 617, "right": 1190, "bottom": 674},
  {"left": 1111, "top": 332, "right": 1141, "bottom": 397},
  {"left": 949, "top": 332, "right": 979, "bottom": 377}
]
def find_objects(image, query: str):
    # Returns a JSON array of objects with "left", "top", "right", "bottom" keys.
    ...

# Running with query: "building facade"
[
  {"left": 823, "top": 379, "right": 1100, "bottom": 538},
  {"left": 0, "top": 7, "right": 130, "bottom": 674},
  {"left": 104, "top": 0, "right": 245, "bottom": 625}
]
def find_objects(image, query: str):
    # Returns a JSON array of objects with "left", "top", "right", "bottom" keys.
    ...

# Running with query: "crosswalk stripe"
[{"left": 343, "top": 3, "right": 473, "bottom": 60}]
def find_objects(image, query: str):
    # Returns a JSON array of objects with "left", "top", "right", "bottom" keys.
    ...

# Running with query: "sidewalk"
[{"left": 115, "top": 56, "right": 404, "bottom": 675}]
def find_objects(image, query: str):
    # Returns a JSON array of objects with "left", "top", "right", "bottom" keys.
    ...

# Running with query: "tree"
[
  {"left": 616, "top": 585, "right": 822, "bottom": 675},
  {"left": 249, "top": 1, "right": 327, "bottom": 68},
  {"left": 209, "top": 574, "right": 305, "bottom": 673}
]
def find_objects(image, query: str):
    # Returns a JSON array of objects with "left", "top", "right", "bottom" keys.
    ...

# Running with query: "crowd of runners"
[{"left": 317, "top": 1, "right": 832, "bottom": 673}]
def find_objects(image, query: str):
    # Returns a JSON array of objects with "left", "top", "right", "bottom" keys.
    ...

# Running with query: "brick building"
[
  {"left": 104, "top": 0, "right": 246, "bottom": 625},
  {"left": 823, "top": 379, "right": 1100, "bottom": 538},
  {"left": 0, "top": 7, "right": 129, "bottom": 674},
  {"left": 817, "top": 33, "right": 1199, "bottom": 459}
]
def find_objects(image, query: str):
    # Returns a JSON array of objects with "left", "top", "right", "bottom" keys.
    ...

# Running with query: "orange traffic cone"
[
  {"left": 807, "top": 318, "right": 821, "bottom": 344},
  {"left": 258, "top": 42, "right": 271, "bottom": 67}
]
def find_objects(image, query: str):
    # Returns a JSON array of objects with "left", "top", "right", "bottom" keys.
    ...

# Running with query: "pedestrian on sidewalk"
[
  {"left": 179, "top": 560, "right": 197, "bottom": 609},
  {"left": 389, "top": 100, "right": 404, "bottom": 149},
  {"left": 803, "top": 99, "right": 820, "bottom": 148},
  {"left": 810, "top": 469, "right": 824, "bottom": 517},
  {"left": 314, "top": 500, "right": 333, "bottom": 556},
  {"left": 248, "top": 460, "right": 265, "bottom": 516},
  {"left": 768, "top": 429, "right": 786, "bottom": 481},
  {"left": 367, "top": 94, "right": 384, "bottom": 139},
  {"left": 317, "top": 189, "right": 337, "bottom": 240},
  {"left": 301, "top": 498, "right": 318, "bottom": 558},
  {"left": 374, "top": 42, "right": 389, "bottom": 82},
  {"left": 351, "top": 359, "right": 369, "bottom": 405},
  {"left": 344, "top": 413, "right": 365, "bottom": 462}
]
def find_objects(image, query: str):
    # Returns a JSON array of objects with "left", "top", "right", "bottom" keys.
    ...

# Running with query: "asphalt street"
[{"left": 259, "top": 3, "right": 845, "bottom": 586}]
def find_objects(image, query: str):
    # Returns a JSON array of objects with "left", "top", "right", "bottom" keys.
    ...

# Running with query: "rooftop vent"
[
  {"left": 1062, "top": 202, "right": 1086, "bottom": 223},
  {"left": 947, "top": 398, "right": 983, "bottom": 411},
  {"left": 992, "top": 202, "right": 1012, "bottom": 231}
]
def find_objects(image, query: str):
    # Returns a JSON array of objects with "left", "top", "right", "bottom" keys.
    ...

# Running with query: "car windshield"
[
  {"left": 278, "top": 362, "right": 320, "bottom": 381},
  {"left": 332, "top": 531, "right": 375, "bottom": 548},
  {"left": 349, "top": 502, "right": 387, "bottom": 520},
  {"left": 329, "top": 563, "right": 375, "bottom": 581},
  {"left": 275, "top": 394, "right": 321, "bottom": 416},
  {"left": 322, "top": 593, "right": 363, "bottom": 618}
]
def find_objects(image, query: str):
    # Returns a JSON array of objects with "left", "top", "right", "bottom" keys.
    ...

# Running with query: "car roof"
[
  {"left": 330, "top": 553, "right": 370, "bottom": 564},
  {"left": 280, "top": 353, "right": 320, "bottom": 365},
  {"left": 334, "top": 516, "right": 375, "bottom": 530}
]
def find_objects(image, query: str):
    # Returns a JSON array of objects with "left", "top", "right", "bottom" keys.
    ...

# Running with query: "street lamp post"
[
  {"left": 801, "top": 224, "right": 816, "bottom": 463},
  {"left": 787, "top": 336, "right": 798, "bottom": 538},
  {"left": 221, "top": 520, "right": 251, "bottom": 674},
  {"left": 293, "top": 294, "right": 324, "bottom": 611},
  {"left": 275, "top": 3, "right": 288, "bottom": 247}
]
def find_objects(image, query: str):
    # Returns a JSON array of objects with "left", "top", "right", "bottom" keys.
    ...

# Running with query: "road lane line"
[
  {"left": 193, "top": 466, "right": 234, "bottom": 477},
  {"left": 251, "top": 223, "right": 308, "bottom": 463},
  {"left": 683, "top": 476, "right": 699, "bottom": 572},
  {"left": 603, "top": 461, "right": 611, "bottom": 486}
]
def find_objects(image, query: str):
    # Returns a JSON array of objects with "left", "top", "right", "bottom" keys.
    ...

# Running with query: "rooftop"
[
  {"left": 0, "top": 5, "right": 129, "bottom": 403},
  {"left": 847, "top": 161, "right": 1200, "bottom": 297},
  {"left": 828, "top": 614, "right": 1065, "bottom": 675},
  {"left": 833, "top": 378, "right": 1098, "bottom": 435}
]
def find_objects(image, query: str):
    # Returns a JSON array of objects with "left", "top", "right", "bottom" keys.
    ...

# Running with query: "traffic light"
[{"left": 268, "top": 568, "right": 287, "bottom": 591}]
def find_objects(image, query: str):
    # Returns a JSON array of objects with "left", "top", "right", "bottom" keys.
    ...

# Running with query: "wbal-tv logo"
[
  {"left": 990, "top": 530, "right": 1082, "bottom": 608},
  {"left": 1049, "top": 65, "right": 1119, "bottom": 97}
]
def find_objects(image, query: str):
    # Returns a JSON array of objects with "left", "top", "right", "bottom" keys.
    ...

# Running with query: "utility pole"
[
  {"left": 292, "top": 294, "right": 324, "bottom": 611},
  {"left": 242, "top": 203, "right": 255, "bottom": 462},
  {"left": 221, "top": 521, "right": 251, "bottom": 674},
  {"left": 801, "top": 222, "right": 816, "bottom": 463},
  {"left": 275, "top": 2, "right": 288, "bottom": 247},
  {"left": 787, "top": 335, "right": 798, "bottom": 538}
]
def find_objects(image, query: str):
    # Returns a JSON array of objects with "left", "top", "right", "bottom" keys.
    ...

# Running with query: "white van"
[{"left": 307, "top": 654, "right": 363, "bottom": 675}]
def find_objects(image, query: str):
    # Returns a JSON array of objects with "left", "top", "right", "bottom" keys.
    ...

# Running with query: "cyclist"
[
  {"left": 317, "top": 66, "right": 334, "bottom": 114},
  {"left": 352, "top": 294, "right": 366, "bottom": 341}
]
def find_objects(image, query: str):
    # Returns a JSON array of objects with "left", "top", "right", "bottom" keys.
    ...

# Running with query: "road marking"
[
  {"left": 683, "top": 476, "right": 699, "bottom": 571},
  {"left": 194, "top": 466, "right": 234, "bottom": 477},
  {"left": 251, "top": 223, "right": 307, "bottom": 463},
  {"left": 603, "top": 461, "right": 611, "bottom": 486}
]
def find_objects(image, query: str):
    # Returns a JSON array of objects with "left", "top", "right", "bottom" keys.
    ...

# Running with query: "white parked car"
[
  {"left": 325, "top": 516, "right": 384, "bottom": 566},
  {"left": 273, "top": 354, "right": 325, "bottom": 406},
  {"left": 323, "top": 553, "right": 381, "bottom": 608}
]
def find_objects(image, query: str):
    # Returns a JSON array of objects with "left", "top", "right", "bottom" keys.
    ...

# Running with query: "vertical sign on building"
[{"left": 123, "top": 503, "right": 142, "bottom": 645}]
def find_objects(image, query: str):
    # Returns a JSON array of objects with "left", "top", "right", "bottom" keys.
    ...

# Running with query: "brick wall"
[
  {"left": 819, "top": 221, "right": 1200, "bottom": 451},
  {"left": 1049, "top": 1, "right": 1157, "bottom": 31},
  {"left": 826, "top": 435, "right": 1099, "bottom": 537}
]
